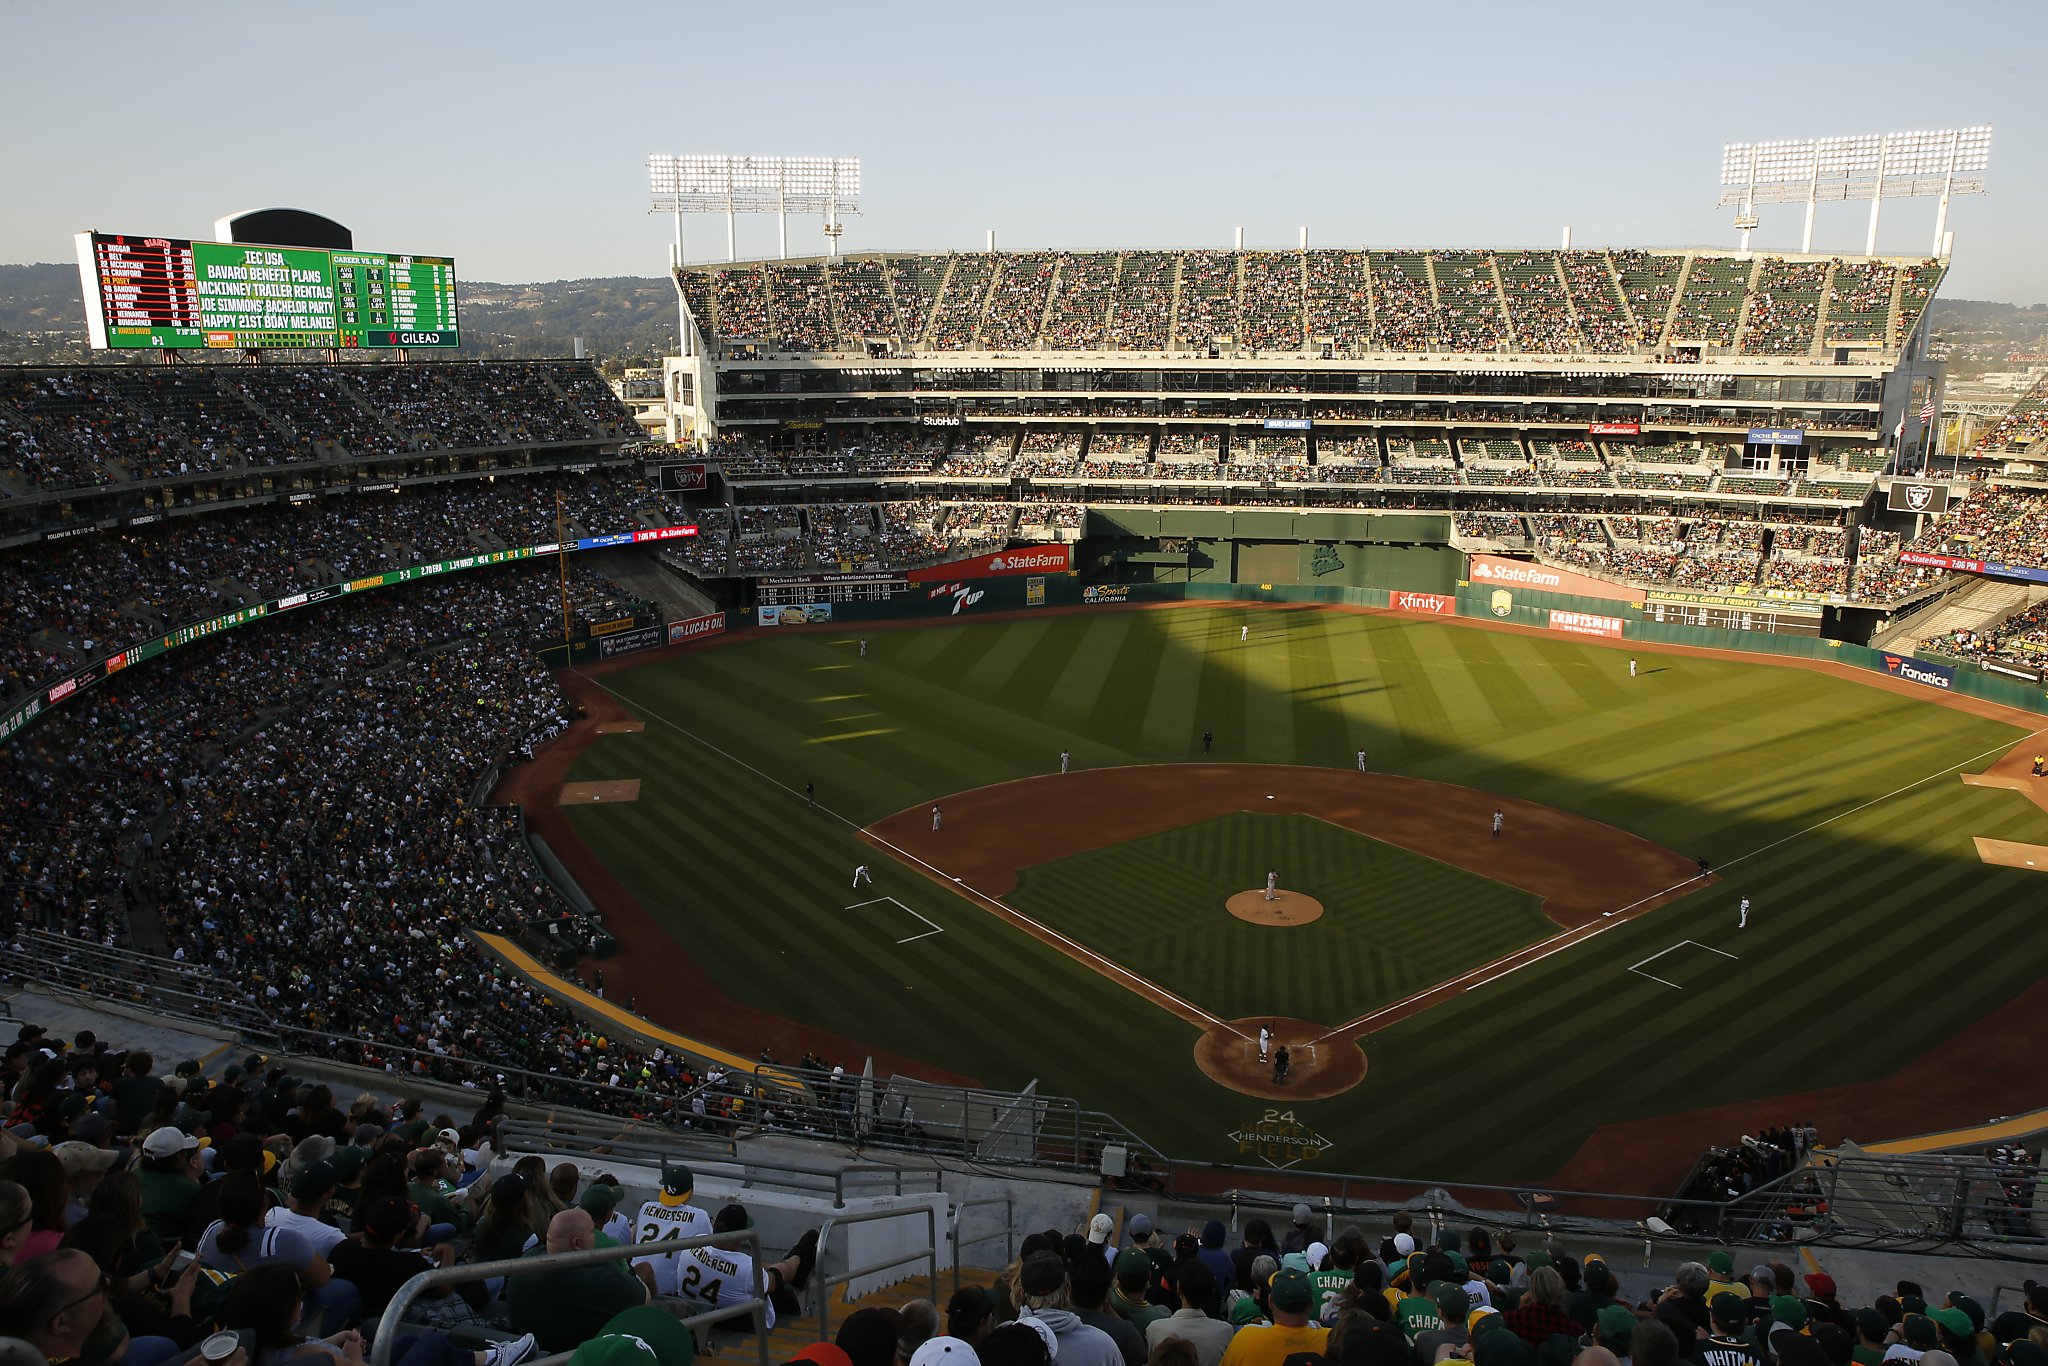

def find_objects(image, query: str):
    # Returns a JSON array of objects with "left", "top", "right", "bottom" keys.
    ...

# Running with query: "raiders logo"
[{"left": 1905, "top": 484, "right": 1934, "bottom": 512}]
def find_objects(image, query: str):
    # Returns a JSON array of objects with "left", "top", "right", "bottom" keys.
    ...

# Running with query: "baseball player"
[
  {"left": 1629, "top": 658, "right": 1638, "bottom": 679},
  {"left": 1265, "top": 870, "right": 1278, "bottom": 902},
  {"left": 859, "top": 639, "right": 868, "bottom": 657},
  {"left": 1059, "top": 750, "right": 1070, "bottom": 774},
  {"left": 931, "top": 804, "right": 942, "bottom": 832},
  {"left": 805, "top": 780, "right": 815, "bottom": 808},
  {"left": 852, "top": 865, "right": 871, "bottom": 888},
  {"left": 1491, "top": 810, "right": 1504, "bottom": 839},
  {"left": 1356, "top": 749, "right": 1367, "bottom": 772},
  {"left": 632, "top": 1165, "right": 711, "bottom": 1296},
  {"left": 679, "top": 1202, "right": 818, "bottom": 1330},
  {"left": 1202, "top": 729, "right": 1213, "bottom": 755},
  {"left": 1241, "top": 624, "right": 1250, "bottom": 642},
  {"left": 1739, "top": 897, "right": 1750, "bottom": 929},
  {"left": 1258, "top": 1025, "right": 1271, "bottom": 1063}
]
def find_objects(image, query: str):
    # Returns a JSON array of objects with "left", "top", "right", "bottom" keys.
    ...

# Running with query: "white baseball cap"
[
  {"left": 142, "top": 1126, "right": 203, "bottom": 1159},
  {"left": 1087, "top": 1213, "right": 1113, "bottom": 1244},
  {"left": 909, "top": 1338, "right": 981, "bottom": 1366}
]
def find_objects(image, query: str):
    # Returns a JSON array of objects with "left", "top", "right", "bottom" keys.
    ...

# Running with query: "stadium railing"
[{"left": 372, "top": 1230, "right": 773, "bottom": 1366}]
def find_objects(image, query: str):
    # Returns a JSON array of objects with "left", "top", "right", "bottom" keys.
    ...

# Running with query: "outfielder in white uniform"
[
  {"left": 631, "top": 1165, "right": 711, "bottom": 1297},
  {"left": 852, "top": 865, "right": 871, "bottom": 888},
  {"left": 859, "top": 640, "right": 868, "bottom": 657},
  {"left": 1629, "top": 658, "right": 1638, "bottom": 678},
  {"left": 1059, "top": 750, "right": 1070, "bottom": 774},
  {"left": 1356, "top": 750, "right": 1367, "bottom": 772},
  {"left": 1739, "top": 897, "right": 1750, "bottom": 929},
  {"left": 1241, "top": 624, "right": 1250, "bottom": 642},
  {"left": 1265, "top": 871, "right": 1278, "bottom": 902}
]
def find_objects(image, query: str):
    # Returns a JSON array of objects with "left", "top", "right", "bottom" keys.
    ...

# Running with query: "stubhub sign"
[{"left": 1879, "top": 653, "right": 1954, "bottom": 690}]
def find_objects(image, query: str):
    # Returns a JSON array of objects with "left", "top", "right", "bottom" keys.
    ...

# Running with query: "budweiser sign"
[
  {"left": 1588, "top": 422, "right": 1640, "bottom": 437},
  {"left": 907, "top": 545, "right": 1071, "bottom": 582},
  {"left": 1390, "top": 591, "right": 1455, "bottom": 617}
]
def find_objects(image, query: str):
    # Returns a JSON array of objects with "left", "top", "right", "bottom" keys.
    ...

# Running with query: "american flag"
[{"left": 1921, "top": 396, "right": 1937, "bottom": 423}]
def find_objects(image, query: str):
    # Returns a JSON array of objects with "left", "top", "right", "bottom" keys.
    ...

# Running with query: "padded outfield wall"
[
  {"left": 1080, "top": 508, "right": 1461, "bottom": 593},
  {"left": 739, "top": 552, "right": 2048, "bottom": 718}
]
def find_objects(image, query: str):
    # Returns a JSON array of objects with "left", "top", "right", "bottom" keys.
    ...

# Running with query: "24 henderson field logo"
[{"left": 1882, "top": 654, "right": 1955, "bottom": 690}]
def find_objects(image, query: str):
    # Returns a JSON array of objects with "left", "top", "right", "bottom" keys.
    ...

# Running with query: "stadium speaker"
[
  {"left": 1644, "top": 1216, "right": 1675, "bottom": 1236},
  {"left": 1100, "top": 1145, "right": 1129, "bottom": 1178}
]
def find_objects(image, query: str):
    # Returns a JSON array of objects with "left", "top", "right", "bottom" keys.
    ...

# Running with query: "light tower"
[{"left": 1715, "top": 126, "right": 1991, "bottom": 255}]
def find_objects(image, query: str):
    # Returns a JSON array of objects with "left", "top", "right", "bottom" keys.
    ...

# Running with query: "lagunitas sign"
[{"left": 906, "top": 545, "right": 1071, "bottom": 582}]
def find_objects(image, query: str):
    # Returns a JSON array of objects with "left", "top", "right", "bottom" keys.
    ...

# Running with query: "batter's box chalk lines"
[
  {"left": 848, "top": 896, "right": 945, "bottom": 944},
  {"left": 1629, "top": 938, "right": 1737, "bottom": 990}
]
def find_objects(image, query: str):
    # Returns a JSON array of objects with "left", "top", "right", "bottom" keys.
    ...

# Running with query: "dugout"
[{"left": 1081, "top": 508, "right": 1461, "bottom": 593}]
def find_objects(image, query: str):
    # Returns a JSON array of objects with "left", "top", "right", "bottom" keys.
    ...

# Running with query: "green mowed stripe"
[
  {"left": 1003, "top": 813, "right": 1553, "bottom": 1024},
  {"left": 564, "top": 607, "right": 2048, "bottom": 1178}
]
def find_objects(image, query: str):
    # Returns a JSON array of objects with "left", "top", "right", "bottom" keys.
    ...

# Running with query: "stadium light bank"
[
  {"left": 647, "top": 153, "right": 862, "bottom": 266},
  {"left": 1716, "top": 125, "right": 1991, "bottom": 257}
]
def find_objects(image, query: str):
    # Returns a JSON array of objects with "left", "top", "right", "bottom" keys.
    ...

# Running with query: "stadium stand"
[{"left": 1972, "top": 370, "right": 2048, "bottom": 456}]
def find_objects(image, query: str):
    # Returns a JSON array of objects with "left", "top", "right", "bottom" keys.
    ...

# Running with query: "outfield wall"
[{"left": 787, "top": 569, "right": 2048, "bottom": 717}]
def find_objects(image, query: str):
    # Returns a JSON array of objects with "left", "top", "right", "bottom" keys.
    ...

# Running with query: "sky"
[{"left": 5, "top": 0, "right": 2045, "bottom": 302}]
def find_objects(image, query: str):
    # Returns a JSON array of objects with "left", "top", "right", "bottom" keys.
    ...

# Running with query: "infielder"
[
  {"left": 1356, "top": 749, "right": 1367, "bottom": 772},
  {"left": 931, "top": 804, "right": 942, "bottom": 832},
  {"left": 1059, "top": 750, "right": 1070, "bottom": 774},
  {"left": 1491, "top": 810, "right": 1504, "bottom": 838},
  {"left": 1265, "top": 870, "right": 1278, "bottom": 902},
  {"left": 852, "top": 865, "right": 871, "bottom": 888},
  {"left": 1739, "top": 897, "right": 1750, "bottom": 929}
]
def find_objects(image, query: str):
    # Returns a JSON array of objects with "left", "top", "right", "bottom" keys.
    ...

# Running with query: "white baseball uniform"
[
  {"left": 1258, "top": 1026, "right": 1271, "bottom": 1061},
  {"left": 931, "top": 805, "right": 941, "bottom": 831},
  {"left": 1241, "top": 625, "right": 1249, "bottom": 641},
  {"left": 1265, "top": 871, "right": 1278, "bottom": 902},
  {"left": 632, "top": 1198, "right": 712, "bottom": 1297},
  {"left": 1060, "top": 750, "right": 1070, "bottom": 774},
  {"left": 852, "top": 866, "right": 870, "bottom": 888},
  {"left": 1739, "top": 898, "right": 1750, "bottom": 929},
  {"left": 1491, "top": 811, "right": 1503, "bottom": 837},
  {"left": 1356, "top": 750, "right": 1367, "bottom": 772},
  {"left": 679, "top": 1240, "right": 777, "bottom": 1329}
]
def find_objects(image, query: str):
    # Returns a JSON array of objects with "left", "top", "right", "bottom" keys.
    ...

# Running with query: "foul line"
[
  {"left": 1306, "top": 735, "right": 2028, "bottom": 1045},
  {"left": 573, "top": 671, "right": 1239, "bottom": 1037}
]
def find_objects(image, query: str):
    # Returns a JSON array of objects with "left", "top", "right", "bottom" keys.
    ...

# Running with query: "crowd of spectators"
[
  {"left": 1499, "top": 253, "right": 1579, "bottom": 354},
  {"left": 930, "top": 256, "right": 1000, "bottom": 351},
  {"left": 1668, "top": 257, "right": 1751, "bottom": 346},
  {"left": 766, "top": 263, "right": 838, "bottom": 353},
  {"left": 0, "top": 1018, "right": 840, "bottom": 1366},
  {"left": 1822, "top": 262, "right": 1897, "bottom": 346},
  {"left": 1972, "top": 375, "right": 2048, "bottom": 456},
  {"left": 1241, "top": 253, "right": 1305, "bottom": 352},
  {"left": 1925, "top": 598, "right": 2048, "bottom": 668},
  {"left": 1740, "top": 261, "right": 1828, "bottom": 356},
  {"left": 0, "top": 470, "right": 681, "bottom": 710},
  {"left": 0, "top": 363, "right": 633, "bottom": 497}
]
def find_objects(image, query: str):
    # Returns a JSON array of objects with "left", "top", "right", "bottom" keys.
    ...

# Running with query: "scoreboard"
[{"left": 75, "top": 231, "right": 460, "bottom": 350}]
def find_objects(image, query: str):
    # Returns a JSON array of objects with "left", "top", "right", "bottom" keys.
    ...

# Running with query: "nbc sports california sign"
[{"left": 907, "top": 546, "right": 1072, "bottom": 582}]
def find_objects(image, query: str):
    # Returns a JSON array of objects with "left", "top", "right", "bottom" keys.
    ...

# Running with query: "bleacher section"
[{"left": 679, "top": 248, "right": 1943, "bottom": 360}]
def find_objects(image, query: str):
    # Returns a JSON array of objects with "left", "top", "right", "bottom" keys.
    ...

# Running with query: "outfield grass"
[
  {"left": 1005, "top": 813, "right": 1552, "bottom": 1023},
  {"left": 562, "top": 605, "right": 2048, "bottom": 1182}
]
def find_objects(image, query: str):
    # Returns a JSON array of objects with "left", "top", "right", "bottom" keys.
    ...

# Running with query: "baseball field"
[{"left": 535, "top": 602, "right": 2048, "bottom": 1190}]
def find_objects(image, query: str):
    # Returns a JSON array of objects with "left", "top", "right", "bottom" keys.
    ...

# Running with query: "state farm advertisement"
[
  {"left": 1548, "top": 609, "right": 1625, "bottom": 639},
  {"left": 1467, "top": 554, "right": 1643, "bottom": 606},
  {"left": 907, "top": 545, "right": 1071, "bottom": 582},
  {"left": 1900, "top": 551, "right": 1985, "bottom": 574},
  {"left": 1390, "top": 591, "right": 1455, "bottom": 617}
]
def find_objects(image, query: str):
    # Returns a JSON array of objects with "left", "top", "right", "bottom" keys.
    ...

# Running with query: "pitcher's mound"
[
  {"left": 1226, "top": 889, "right": 1324, "bottom": 926},
  {"left": 1195, "top": 1015, "right": 1366, "bottom": 1099}
]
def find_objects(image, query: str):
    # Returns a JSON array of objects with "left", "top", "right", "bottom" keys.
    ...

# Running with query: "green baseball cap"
[{"left": 570, "top": 1306, "right": 694, "bottom": 1366}]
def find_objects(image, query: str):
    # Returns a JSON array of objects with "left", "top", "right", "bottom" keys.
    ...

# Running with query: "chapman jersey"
[
  {"left": 1310, "top": 1269, "right": 1351, "bottom": 1325},
  {"left": 632, "top": 1199, "right": 711, "bottom": 1296},
  {"left": 679, "top": 1239, "right": 776, "bottom": 1329}
]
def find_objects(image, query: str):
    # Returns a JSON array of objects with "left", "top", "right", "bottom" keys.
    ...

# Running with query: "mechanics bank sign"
[{"left": 1879, "top": 654, "right": 1954, "bottom": 690}]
